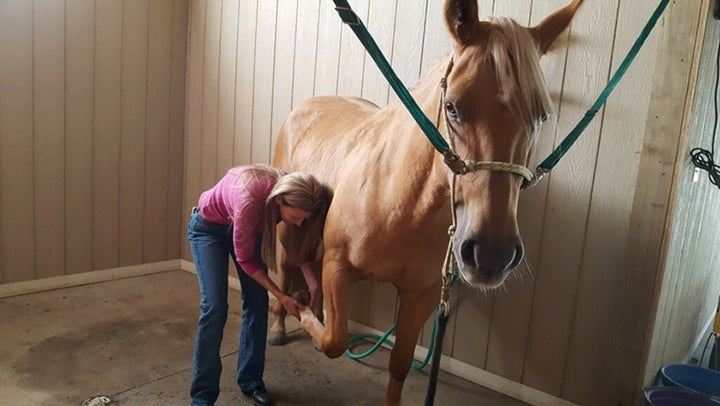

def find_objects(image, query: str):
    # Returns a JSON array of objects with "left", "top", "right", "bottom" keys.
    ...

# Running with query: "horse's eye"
[{"left": 445, "top": 102, "right": 458, "bottom": 119}]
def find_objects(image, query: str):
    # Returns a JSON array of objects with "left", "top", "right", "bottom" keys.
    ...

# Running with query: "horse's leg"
[
  {"left": 385, "top": 280, "right": 442, "bottom": 406},
  {"left": 310, "top": 259, "right": 324, "bottom": 323},
  {"left": 300, "top": 261, "right": 357, "bottom": 358},
  {"left": 268, "top": 252, "right": 292, "bottom": 346}
]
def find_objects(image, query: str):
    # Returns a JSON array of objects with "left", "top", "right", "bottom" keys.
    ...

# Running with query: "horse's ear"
[
  {"left": 530, "top": 0, "right": 583, "bottom": 54},
  {"left": 444, "top": 0, "right": 481, "bottom": 45}
]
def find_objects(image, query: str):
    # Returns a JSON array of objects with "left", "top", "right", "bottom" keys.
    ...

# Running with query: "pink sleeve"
[{"left": 231, "top": 200, "right": 266, "bottom": 276}]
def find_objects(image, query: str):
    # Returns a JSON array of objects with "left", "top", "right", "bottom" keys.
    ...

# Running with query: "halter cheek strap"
[{"left": 437, "top": 59, "right": 538, "bottom": 189}]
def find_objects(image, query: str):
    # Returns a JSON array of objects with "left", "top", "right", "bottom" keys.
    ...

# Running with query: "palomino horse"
[{"left": 272, "top": 0, "right": 583, "bottom": 404}]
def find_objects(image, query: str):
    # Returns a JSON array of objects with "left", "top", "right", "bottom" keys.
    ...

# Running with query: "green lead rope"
[
  {"left": 332, "top": 0, "right": 451, "bottom": 154},
  {"left": 538, "top": 0, "right": 670, "bottom": 171}
]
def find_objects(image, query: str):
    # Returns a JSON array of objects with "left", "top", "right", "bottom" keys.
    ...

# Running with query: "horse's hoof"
[
  {"left": 291, "top": 290, "right": 311, "bottom": 306},
  {"left": 267, "top": 332, "right": 287, "bottom": 346}
]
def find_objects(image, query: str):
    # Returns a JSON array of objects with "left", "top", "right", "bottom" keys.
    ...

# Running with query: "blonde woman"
[{"left": 188, "top": 164, "right": 331, "bottom": 406}]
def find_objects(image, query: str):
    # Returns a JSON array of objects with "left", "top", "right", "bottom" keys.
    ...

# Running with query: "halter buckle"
[{"left": 521, "top": 167, "right": 550, "bottom": 190}]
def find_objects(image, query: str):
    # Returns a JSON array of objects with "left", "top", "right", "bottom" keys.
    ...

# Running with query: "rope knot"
[
  {"left": 443, "top": 152, "right": 468, "bottom": 175},
  {"left": 447, "top": 224, "right": 456, "bottom": 236}
]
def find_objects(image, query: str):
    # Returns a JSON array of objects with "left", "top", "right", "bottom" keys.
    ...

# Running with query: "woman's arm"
[{"left": 249, "top": 271, "right": 303, "bottom": 319}]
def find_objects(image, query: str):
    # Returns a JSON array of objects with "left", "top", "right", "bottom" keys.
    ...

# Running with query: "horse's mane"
[{"left": 486, "top": 17, "right": 553, "bottom": 145}]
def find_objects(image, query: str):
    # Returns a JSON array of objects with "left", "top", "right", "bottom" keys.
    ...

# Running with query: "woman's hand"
[
  {"left": 249, "top": 270, "right": 304, "bottom": 319},
  {"left": 279, "top": 294, "right": 303, "bottom": 320}
]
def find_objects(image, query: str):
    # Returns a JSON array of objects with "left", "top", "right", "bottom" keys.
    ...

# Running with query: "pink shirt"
[{"left": 197, "top": 166, "right": 276, "bottom": 276}]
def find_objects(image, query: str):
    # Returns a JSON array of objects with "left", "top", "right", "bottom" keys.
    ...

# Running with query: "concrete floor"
[{"left": 0, "top": 270, "right": 529, "bottom": 406}]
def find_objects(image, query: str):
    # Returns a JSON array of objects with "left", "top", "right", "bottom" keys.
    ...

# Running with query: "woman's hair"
[{"left": 260, "top": 171, "right": 332, "bottom": 272}]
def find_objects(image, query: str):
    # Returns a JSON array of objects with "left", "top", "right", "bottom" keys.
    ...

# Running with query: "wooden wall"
[
  {"left": 183, "top": 1, "right": 717, "bottom": 404},
  {"left": 0, "top": 0, "right": 188, "bottom": 284},
  {"left": 645, "top": 4, "right": 720, "bottom": 385}
]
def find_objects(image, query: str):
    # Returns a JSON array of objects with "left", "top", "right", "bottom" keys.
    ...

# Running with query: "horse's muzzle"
[{"left": 457, "top": 238, "right": 523, "bottom": 288}]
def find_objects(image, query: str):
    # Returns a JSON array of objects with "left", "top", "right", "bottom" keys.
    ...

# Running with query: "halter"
[{"left": 435, "top": 58, "right": 537, "bottom": 188}]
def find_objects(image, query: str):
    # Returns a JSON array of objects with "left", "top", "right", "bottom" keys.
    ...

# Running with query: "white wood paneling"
[
  {"left": 1, "top": 1, "right": 36, "bottom": 282},
  {"left": 0, "top": 0, "right": 188, "bottom": 282}
]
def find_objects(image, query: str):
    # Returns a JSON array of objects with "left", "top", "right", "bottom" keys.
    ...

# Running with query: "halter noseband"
[{"left": 436, "top": 58, "right": 542, "bottom": 189}]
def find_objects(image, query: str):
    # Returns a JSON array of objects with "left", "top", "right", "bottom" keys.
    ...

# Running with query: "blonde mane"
[{"left": 487, "top": 17, "right": 554, "bottom": 143}]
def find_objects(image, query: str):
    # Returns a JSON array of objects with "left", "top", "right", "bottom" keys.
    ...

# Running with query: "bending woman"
[{"left": 188, "top": 164, "right": 331, "bottom": 406}]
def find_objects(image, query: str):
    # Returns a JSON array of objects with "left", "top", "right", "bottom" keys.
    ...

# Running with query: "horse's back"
[{"left": 273, "top": 95, "right": 380, "bottom": 179}]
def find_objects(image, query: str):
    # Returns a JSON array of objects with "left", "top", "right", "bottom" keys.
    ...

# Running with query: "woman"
[{"left": 188, "top": 164, "right": 331, "bottom": 406}]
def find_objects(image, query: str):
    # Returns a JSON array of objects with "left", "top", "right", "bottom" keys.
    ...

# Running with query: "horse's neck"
[{"left": 376, "top": 56, "right": 451, "bottom": 214}]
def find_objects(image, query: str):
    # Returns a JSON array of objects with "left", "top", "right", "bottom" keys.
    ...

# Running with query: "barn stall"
[{"left": 0, "top": 0, "right": 719, "bottom": 405}]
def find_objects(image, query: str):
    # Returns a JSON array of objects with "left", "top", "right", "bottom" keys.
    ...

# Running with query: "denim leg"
[
  {"left": 232, "top": 244, "right": 269, "bottom": 392},
  {"left": 188, "top": 212, "right": 232, "bottom": 406}
]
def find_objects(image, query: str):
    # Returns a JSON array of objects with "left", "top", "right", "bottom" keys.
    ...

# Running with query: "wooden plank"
[
  {"left": 270, "top": 0, "right": 299, "bottom": 160},
  {"left": 233, "top": 0, "right": 258, "bottom": 165},
  {"left": 595, "top": 2, "right": 706, "bottom": 404},
  {"left": 314, "top": 0, "right": 341, "bottom": 97},
  {"left": 644, "top": 1, "right": 711, "bottom": 384},
  {"left": 419, "top": 0, "right": 450, "bottom": 77},
  {"left": 450, "top": 286, "right": 494, "bottom": 368},
  {"left": 65, "top": 0, "right": 95, "bottom": 275},
  {"left": 183, "top": 0, "right": 207, "bottom": 261},
  {"left": 367, "top": 281, "right": 399, "bottom": 333},
  {"left": 33, "top": 0, "right": 66, "bottom": 279},
  {"left": 336, "top": 1, "right": 369, "bottom": 98},
  {"left": 251, "top": 0, "right": 278, "bottom": 164},
  {"left": 200, "top": 0, "right": 221, "bottom": 186},
  {"left": 349, "top": 279, "right": 372, "bottom": 327},
  {"left": 144, "top": 0, "right": 173, "bottom": 263},
  {"left": 518, "top": 0, "right": 576, "bottom": 391},
  {"left": 562, "top": 0, "right": 670, "bottom": 402},
  {"left": 217, "top": 0, "right": 239, "bottom": 174},
  {"left": 492, "top": 0, "right": 532, "bottom": 24},
  {"left": 93, "top": 0, "right": 124, "bottom": 269},
  {"left": 0, "top": 0, "right": 35, "bottom": 283},
  {"left": 291, "top": 0, "right": 321, "bottom": 107},
  {"left": 167, "top": 0, "right": 189, "bottom": 259},
  {"left": 361, "top": 0, "right": 396, "bottom": 107},
  {"left": 0, "top": 260, "right": 182, "bottom": 299},
  {"left": 521, "top": 0, "right": 614, "bottom": 397},
  {"left": 477, "top": 0, "right": 495, "bottom": 19},
  {"left": 118, "top": 0, "right": 149, "bottom": 267}
]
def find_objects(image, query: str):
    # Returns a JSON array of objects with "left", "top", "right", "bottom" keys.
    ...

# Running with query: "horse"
[
  {"left": 272, "top": 0, "right": 584, "bottom": 404},
  {"left": 267, "top": 222, "right": 324, "bottom": 346}
]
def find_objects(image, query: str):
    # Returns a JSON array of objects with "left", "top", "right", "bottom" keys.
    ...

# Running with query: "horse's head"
[{"left": 442, "top": 0, "right": 582, "bottom": 288}]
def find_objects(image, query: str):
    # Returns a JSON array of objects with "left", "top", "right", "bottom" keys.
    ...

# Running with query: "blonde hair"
[{"left": 260, "top": 171, "right": 332, "bottom": 272}]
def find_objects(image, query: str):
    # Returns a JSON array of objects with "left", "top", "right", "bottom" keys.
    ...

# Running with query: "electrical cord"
[{"left": 690, "top": 22, "right": 720, "bottom": 189}]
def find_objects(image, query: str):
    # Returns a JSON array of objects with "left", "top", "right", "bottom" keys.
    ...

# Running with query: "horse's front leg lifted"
[{"left": 300, "top": 263, "right": 356, "bottom": 359}]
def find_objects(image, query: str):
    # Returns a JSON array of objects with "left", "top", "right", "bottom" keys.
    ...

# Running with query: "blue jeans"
[{"left": 188, "top": 209, "right": 269, "bottom": 406}]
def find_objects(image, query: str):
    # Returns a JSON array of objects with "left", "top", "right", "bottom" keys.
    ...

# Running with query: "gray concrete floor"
[{"left": 0, "top": 270, "right": 529, "bottom": 406}]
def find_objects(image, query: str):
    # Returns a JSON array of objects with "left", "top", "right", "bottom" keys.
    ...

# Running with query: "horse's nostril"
[
  {"left": 510, "top": 244, "right": 524, "bottom": 269},
  {"left": 460, "top": 240, "right": 478, "bottom": 268}
]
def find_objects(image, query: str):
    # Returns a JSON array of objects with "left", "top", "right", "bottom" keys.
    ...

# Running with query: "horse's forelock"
[{"left": 486, "top": 17, "right": 553, "bottom": 144}]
